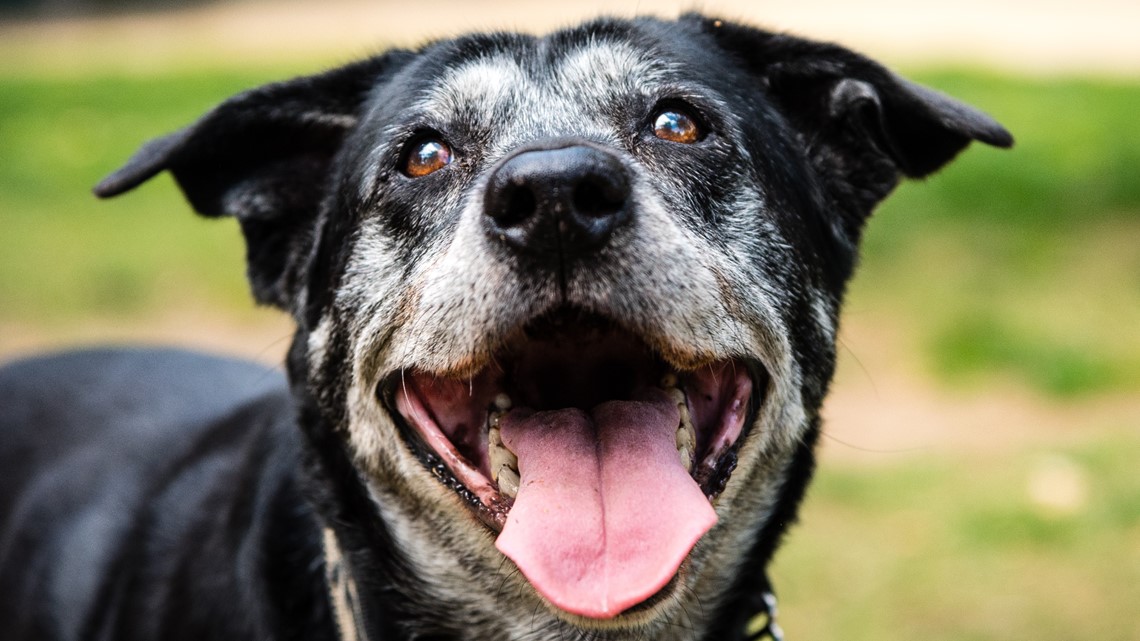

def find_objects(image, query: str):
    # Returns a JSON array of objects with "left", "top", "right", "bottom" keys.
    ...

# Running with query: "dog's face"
[{"left": 98, "top": 14, "right": 1010, "bottom": 640}]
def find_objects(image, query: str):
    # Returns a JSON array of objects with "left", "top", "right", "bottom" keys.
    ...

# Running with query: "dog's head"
[{"left": 97, "top": 14, "right": 1010, "bottom": 640}]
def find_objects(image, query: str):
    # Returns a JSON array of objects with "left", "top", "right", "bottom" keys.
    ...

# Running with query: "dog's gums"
[{"left": 386, "top": 313, "right": 758, "bottom": 617}]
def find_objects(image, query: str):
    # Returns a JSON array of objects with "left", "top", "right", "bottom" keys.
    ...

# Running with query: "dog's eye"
[
  {"left": 402, "top": 138, "right": 453, "bottom": 177},
  {"left": 652, "top": 109, "right": 702, "bottom": 144}
]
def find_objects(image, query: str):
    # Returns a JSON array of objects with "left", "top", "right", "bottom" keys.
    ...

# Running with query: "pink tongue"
[{"left": 494, "top": 388, "right": 717, "bottom": 619}]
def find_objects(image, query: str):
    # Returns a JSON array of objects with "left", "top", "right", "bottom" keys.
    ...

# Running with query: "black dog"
[{"left": 0, "top": 14, "right": 1011, "bottom": 641}]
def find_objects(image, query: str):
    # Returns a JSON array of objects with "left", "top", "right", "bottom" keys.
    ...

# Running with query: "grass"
[
  {"left": 874, "top": 72, "right": 1140, "bottom": 228},
  {"left": 0, "top": 70, "right": 276, "bottom": 322},
  {"left": 849, "top": 72, "right": 1140, "bottom": 398},
  {"left": 771, "top": 426, "right": 1140, "bottom": 641},
  {"left": 930, "top": 313, "right": 1136, "bottom": 396}
]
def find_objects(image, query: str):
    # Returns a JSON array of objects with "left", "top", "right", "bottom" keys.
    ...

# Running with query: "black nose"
[{"left": 483, "top": 145, "right": 631, "bottom": 261}]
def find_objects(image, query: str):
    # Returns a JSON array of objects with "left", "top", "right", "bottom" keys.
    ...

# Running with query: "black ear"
[
  {"left": 95, "top": 52, "right": 412, "bottom": 309},
  {"left": 691, "top": 15, "right": 1012, "bottom": 202}
]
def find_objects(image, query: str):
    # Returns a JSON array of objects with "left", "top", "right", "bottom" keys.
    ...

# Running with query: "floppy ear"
[
  {"left": 94, "top": 52, "right": 412, "bottom": 309},
  {"left": 691, "top": 14, "right": 1012, "bottom": 208}
]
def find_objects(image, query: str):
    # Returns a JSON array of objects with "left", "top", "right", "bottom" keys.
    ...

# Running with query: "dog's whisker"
[
  {"left": 837, "top": 335, "right": 880, "bottom": 399},
  {"left": 819, "top": 429, "right": 932, "bottom": 455}
]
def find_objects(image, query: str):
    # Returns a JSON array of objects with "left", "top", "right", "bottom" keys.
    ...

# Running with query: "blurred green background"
[{"left": 1, "top": 2, "right": 1137, "bottom": 639}]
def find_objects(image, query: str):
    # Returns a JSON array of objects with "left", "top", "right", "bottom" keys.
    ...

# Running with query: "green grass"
[
  {"left": 871, "top": 71, "right": 1140, "bottom": 228},
  {"left": 930, "top": 313, "right": 1136, "bottom": 396},
  {"left": 770, "top": 427, "right": 1140, "bottom": 641},
  {"left": 0, "top": 70, "right": 278, "bottom": 320},
  {"left": 2, "top": 68, "right": 1138, "bottom": 395},
  {"left": 849, "top": 72, "right": 1140, "bottom": 397}
]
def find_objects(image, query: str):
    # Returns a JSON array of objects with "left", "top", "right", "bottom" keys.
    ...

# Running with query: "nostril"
[
  {"left": 572, "top": 177, "right": 625, "bottom": 220},
  {"left": 496, "top": 184, "right": 537, "bottom": 228}
]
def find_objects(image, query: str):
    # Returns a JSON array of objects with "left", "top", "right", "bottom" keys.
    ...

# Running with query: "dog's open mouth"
[{"left": 382, "top": 312, "right": 762, "bottom": 619}]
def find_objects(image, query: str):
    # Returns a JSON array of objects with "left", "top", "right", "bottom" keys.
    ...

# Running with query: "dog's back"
[{"left": 0, "top": 349, "right": 324, "bottom": 640}]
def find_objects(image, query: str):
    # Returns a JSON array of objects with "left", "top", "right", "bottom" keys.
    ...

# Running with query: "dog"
[{"left": 0, "top": 13, "right": 1011, "bottom": 641}]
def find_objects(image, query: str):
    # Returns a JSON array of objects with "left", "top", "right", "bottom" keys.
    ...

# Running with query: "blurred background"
[{"left": 1, "top": 1, "right": 1137, "bottom": 639}]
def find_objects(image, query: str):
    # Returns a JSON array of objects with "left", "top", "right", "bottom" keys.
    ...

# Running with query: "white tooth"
[
  {"left": 675, "top": 389, "right": 697, "bottom": 474},
  {"left": 489, "top": 426, "right": 503, "bottom": 481},
  {"left": 488, "top": 426, "right": 518, "bottom": 481},
  {"left": 678, "top": 445, "right": 693, "bottom": 472},
  {"left": 676, "top": 419, "right": 695, "bottom": 452},
  {"left": 498, "top": 465, "right": 520, "bottom": 499},
  {"left": 677, "top": 397, "right": 692, "bottom": 426},
  {"left": 666, "top": 387, "right": 685, "bottom": 406},
  {"left": 489, "top": 411, "right": 502, "bottom": 429},
  {"left": 494, "top": 393, "right": 512, "bottom": 411},
  {"left": 675, "top": 392, "right": 693, "bottom": 431},
  {"left": 660, "top": 372, "right": 677, "bottom": 388}
]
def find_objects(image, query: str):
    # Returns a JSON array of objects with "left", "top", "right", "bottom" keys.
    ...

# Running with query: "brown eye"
[
  {"left": 403, "top": 138, "right": 453, "bottom": 177},
  {"left": 652, "top": 109, "right": 701, "bottom": 144}
]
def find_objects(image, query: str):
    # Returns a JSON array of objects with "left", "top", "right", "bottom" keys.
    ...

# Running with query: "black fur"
[
  {"left": 0, "top": 349, "right": 331, "bottom": 640},
  {"left": 2, "top": 14, "right": 1010, "bottom": 641}
]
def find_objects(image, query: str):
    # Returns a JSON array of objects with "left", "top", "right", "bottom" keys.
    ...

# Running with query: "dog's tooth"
[
  {"left": 673, "top": 390, "right": 694, "bottom": 435},
  {"left": 666, "top": 387, "right": 685, "bottom": 406},
  {"left": 676, "top": 420, "right": 695, "bottom": 453},
  {"left": 660, "top": 372, "right": 678, "bottom": 389},
  {"left": 497, "top": 465, "right": 520, "bottom": 499},
  {"left": 499, "top": 447, "right": 519, "bottom": 471},
  {"left": 675, "top": 392, "right": 697, "bottom": 474},
  {"left": 679, "top": 445, "right": 694, "bottom": 472},
  {"left": 493, "top": 393, "right": 512, "bottom": 411},
  {"left": 489, "top": 426, "right": 503, "bottom": 481},
  {"left": 488, "top": 426, "right": 518, "bottom": 481},
  {"left": 676, "top": 404, "right": 696, "bottom": 465},
  {"left": 677, "top": 396, "right": 692, "bottom": 425},
  {"left": 488, "top": 422, "right": 516, "bottom": 460}
]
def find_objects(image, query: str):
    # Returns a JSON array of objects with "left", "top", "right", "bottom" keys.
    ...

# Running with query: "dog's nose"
[{"left": 483, "top": 145, "right": 631, "bottom": 260}]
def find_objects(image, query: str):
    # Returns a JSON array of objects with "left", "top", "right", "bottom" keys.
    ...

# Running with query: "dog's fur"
[{"left": 0, "top": 14, "right": 1011, "bottom": 641}]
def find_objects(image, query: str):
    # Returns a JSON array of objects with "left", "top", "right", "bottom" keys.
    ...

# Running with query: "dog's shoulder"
[{"left": 0, "top": 348, "right": 321, "bottom": 640}]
